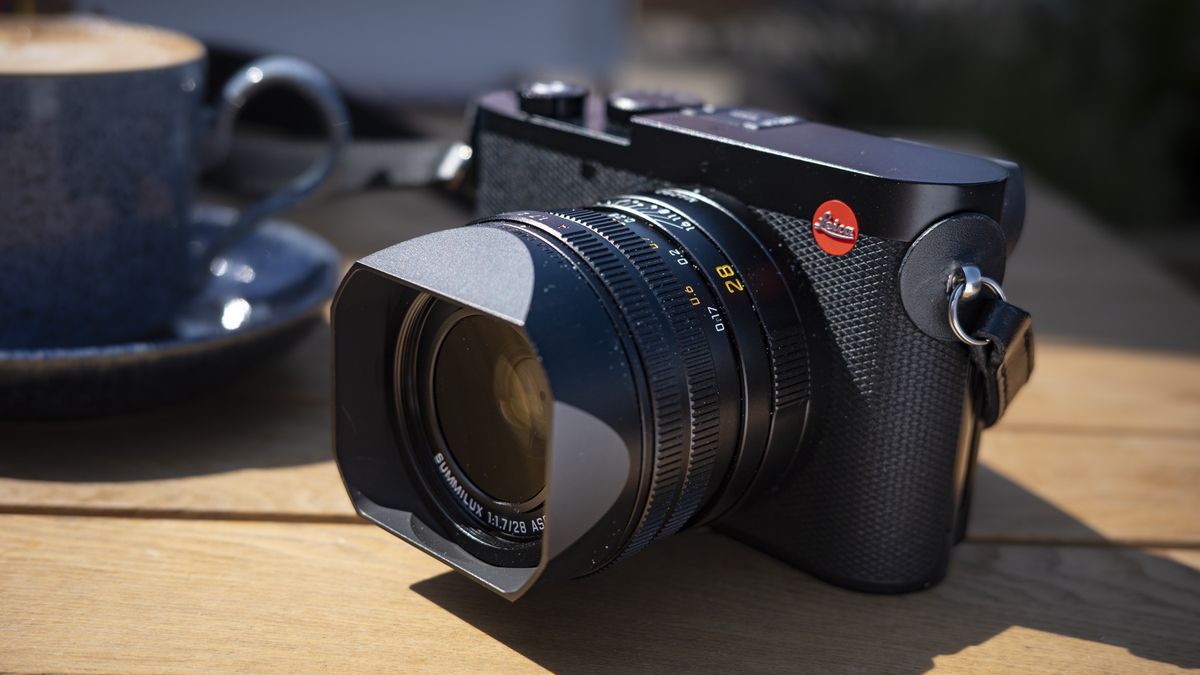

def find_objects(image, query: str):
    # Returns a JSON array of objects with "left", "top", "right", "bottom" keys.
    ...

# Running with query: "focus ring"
[
  {"left": 552, "top": 208, "right": 721, "bottom": 559},
  {"left": 769, "top": 325, "right": 810, "bottom": 408},
  {"left": 493, "top": 209, "right": 690, "bottom": 568},
  {"left": 547, "top": 209, "right": 687, "bottom": 562}
]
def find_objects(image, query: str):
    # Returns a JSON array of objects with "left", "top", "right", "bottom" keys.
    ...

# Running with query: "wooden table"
[{"left": 2, "top": 177, "right": 1198, "bottom": 673}]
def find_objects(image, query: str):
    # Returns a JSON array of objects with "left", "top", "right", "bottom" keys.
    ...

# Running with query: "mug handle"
[{"left": 195, "top": 56, "right": 351, "bottom": 270}]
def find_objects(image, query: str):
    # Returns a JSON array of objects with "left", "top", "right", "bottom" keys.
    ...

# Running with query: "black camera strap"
[
  {"left": 948, "top": 264, "right": 1036, "bottom": 428},
  {"left": 966, "top": 298, "right": 1035, "bottom": 427},
  {"left": 948, "top": 266, "right": 1034, "bottom": 542}
]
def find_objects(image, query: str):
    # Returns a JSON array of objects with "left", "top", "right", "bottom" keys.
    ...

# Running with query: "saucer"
[{"left": 0, "top": 204, "right": 339, "bottom": 418}]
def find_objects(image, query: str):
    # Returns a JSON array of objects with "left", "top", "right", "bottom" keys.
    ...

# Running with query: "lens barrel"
[
  {"left": 398, "top": 188, "right": 810, "bottom": 567},
  {"left": 335, "top": 187, "right": 813, "bottom": 596}
]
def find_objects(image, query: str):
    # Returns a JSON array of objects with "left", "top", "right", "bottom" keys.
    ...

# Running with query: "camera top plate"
[{"left": 472, "top": 88, "right": 1024, "bottom": 248}]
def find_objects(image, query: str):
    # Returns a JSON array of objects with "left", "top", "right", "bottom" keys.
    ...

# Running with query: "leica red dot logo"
[{"left": 811, "top": 199, "right": 858, "bottom": 256}]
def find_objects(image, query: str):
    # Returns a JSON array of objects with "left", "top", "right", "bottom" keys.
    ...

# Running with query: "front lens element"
[{"left": 433, "top": 313, "right": 550, "bottom": 506}]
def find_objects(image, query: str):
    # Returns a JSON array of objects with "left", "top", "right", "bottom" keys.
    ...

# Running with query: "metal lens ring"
[
  {"left": 547, "top": 208, "right": 707, "bottom": 557},
  {"left": 948, "top": 264, "right": 1007, "bottom": 347},
  {"left": 408, "top": 192, "right": 810, "bottom": 575},
  {"left": 487, "top": 204, "right": 752, "bottom": 570},
  {"left": 489, "top": 209, "right": 705, "bottom": 565}
]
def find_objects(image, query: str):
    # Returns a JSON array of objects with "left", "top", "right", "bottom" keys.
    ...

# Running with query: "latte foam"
[{"left": 0, "top": 16, "right": 203, "bottom": 75}]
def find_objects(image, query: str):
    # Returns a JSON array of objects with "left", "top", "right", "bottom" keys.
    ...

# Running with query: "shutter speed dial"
[{"left": 517, "top": 81, "right": 589, "bottom": 120}]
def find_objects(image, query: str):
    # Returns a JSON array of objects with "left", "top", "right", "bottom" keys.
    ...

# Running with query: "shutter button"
[{"left": 517, "top": 81, "right": 589, "bottom": 120}]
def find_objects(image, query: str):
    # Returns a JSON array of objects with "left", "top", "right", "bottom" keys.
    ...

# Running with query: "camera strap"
[
  {"left": 216, "top": 136, "right": 471, "bottom": 195},
  {"left": 948, "top": 265, "right": 1035, "bottom": 427}
]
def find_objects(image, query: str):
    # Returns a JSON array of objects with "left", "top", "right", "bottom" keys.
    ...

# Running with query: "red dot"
[{"left": 811, "top": 199, "right": 859, "bottom": 256}]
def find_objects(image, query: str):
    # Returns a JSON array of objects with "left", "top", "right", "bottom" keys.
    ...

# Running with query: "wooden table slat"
[{"left": 1, "top": 515, "right": 1198, "bottom": 674}]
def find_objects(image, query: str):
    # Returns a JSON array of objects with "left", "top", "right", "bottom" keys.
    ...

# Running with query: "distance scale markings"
[
  {"left": 597, "top": 197, "right": 749, "bottom": 338},
  {"left": 502, "top": 202, "right": 750, "bottom": 546},
  {"left": 594, "top": 194, "right": 753, "bottom": 536},
  {"left": 605, "top": 209, "right": 730, "bottom": 336}
]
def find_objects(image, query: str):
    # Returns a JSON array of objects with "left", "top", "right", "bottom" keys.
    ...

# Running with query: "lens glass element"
[{"left": 433, "top": 313, "right": 550, "bottom": 505}]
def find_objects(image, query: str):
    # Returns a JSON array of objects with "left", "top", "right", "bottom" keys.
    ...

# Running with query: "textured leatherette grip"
[
  {"left": 721, "top": 209, "right": 973, "bottom": 592},
  {"left": 476, "top": 131, "right": 975, "bottom": 592}
]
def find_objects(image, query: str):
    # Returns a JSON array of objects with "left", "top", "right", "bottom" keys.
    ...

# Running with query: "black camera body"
[{"left": 333, "top": 84, "right": 1026, "bottom": 599}]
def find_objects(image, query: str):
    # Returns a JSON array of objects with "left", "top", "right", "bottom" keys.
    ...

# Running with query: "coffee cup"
[{"left": 0, "top": 16, "right": 349, "bottom": 349}]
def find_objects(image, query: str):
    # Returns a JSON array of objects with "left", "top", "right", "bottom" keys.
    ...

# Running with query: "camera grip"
[{"left": 717, "top": 212, "right": 977, "bottom": 593}]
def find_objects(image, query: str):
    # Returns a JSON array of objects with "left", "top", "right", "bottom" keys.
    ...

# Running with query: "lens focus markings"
[
  {"left": 620, "top": 190, "right": 813, "bottom": 523},
  {"left": 599, "top": 198, "right": 748, "bottom": 338},
  {"left": 597, "top": 193, "right": 780, "bottom": 523},
  {"left": 598, "top": 209, "right": 740, "bottom": 540},
  {"left": 642, "top": 190, "right": 810, "bottom": 410}
]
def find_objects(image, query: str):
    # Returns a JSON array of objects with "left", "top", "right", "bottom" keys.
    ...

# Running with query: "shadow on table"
[
  {"left": 0, "top": 330, "right": 333, "bottom": 481},
  {"left": 412, "top": 466, "right": 1200, "bottom": 673}
]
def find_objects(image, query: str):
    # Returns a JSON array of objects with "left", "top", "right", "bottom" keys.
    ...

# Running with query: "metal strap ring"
[{"left": 948, "top": 268, "right": 1007, "bottom": 347}]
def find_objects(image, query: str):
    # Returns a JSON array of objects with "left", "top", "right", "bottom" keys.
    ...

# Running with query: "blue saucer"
[{"left": 0, "top": 204, "right": 339, "bottom": 418}]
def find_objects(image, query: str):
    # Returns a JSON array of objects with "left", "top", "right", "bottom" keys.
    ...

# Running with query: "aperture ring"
[
  {"left": 551, "top": 207, "right": 723, "bottom": 561},
  {"left": 610, "top": 192, "right": 811, "bottom": 411},
  {"left": 609, "top": 190, "right": 813, "bottom": 524},
  {"left": 548, "top": 208, "right": 690, "bottom": 560},
  {"left": 492, "top": 209, "right": 691, "bottom": 568}
]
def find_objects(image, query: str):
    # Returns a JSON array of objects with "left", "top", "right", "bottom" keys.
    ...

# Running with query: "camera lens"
[
  {"left": 376, "top": 187, "right": 812, "bottom": 579},
  {"left": 393, "top": 300, "right": 550, "bottom": 561},
  {"left": 432, "top": 313, "right": 550, "bottom": 506}
]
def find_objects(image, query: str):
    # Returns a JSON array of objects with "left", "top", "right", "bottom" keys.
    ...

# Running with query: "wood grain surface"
[
  {"left": 0, "top": 176, "right": 1197, "bottom": 672},
  {"left": 2, "top": 515, "right": 1198, "bottom": 674}
]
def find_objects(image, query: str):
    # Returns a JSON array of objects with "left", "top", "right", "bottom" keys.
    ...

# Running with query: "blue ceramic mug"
[{"left": 0, "top": 17, "right": 349, "bottom": 349}]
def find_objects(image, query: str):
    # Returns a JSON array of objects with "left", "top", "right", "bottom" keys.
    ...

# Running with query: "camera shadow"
[{"left": 411, "top": 465, "right": 1200, "bottom": 673}]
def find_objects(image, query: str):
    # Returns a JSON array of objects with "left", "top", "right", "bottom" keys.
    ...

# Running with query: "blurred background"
[{"left": 43, "top": 0, "right": 1200, "bottom": 288}]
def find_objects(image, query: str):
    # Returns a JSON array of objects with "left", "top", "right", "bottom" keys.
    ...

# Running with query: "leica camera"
[{"left": 332, "top": 82, "right": 1028, "bottom": 599}]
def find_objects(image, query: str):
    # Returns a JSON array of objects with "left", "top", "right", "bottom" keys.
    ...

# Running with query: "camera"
[{"left": 332, "top": 83, "right": 1028, "bottom": 599}]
